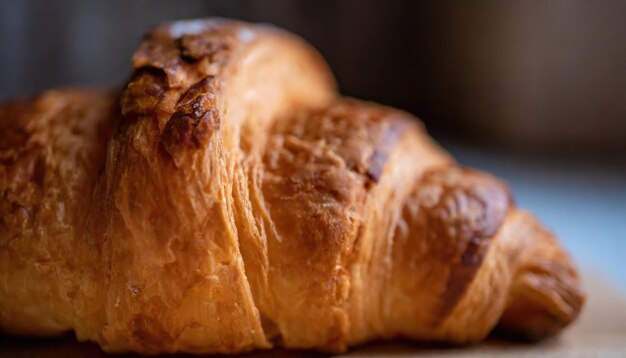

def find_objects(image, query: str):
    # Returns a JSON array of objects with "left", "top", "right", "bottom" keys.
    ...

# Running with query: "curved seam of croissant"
[
  {"left": 437, "top": 212, "right": 511, "bottom": 336},
  {"left": 244, "top": 163, "right": 283, "bottom": 345},
  {"left": 222, "top": 147, "right": 269, "bottom": 349},
  {"left": 347, "top": 124, "right": 453, "bottom": 343},
  {"left": 378, "top": 162, "right": 455, "bottom": 339},
  {"left": 199, "top": 40, "right": 275, "bottom": 348},
  {"left": 236, "top": 127, "right": 286, "bottom": 346}
]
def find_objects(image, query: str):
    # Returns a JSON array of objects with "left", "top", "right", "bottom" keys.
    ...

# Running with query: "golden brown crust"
[
  {"left": 0, "top": 19, "right": 584, "bottom": 355},
  {"left": 0, "top": 89, "right": 118, "bottom": 337}
]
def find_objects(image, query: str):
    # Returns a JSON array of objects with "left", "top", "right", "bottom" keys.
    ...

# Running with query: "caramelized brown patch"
[
  {"left": 130, "top": 21, "right": 241, "bottom": 88},
  {"left": 397, "top": 167, "right": 512, "bottom": 327},
  {"left": 159, "top": 77, "right": 221, "bottom": 159},
  {"left": 175, "top": 76, "right": 218, "bottom": 118},
  {"left": 430, "top": 168, "right": 511, "bottom": 325},
  {"left": 436, "top": 235, "right": 492, "bottom": 324},
  {"left": 124, "top": 22, "right": 242, "bottom": 156},
  {"left": 177, "top": 33, "right": 232, "bottom": 61}
]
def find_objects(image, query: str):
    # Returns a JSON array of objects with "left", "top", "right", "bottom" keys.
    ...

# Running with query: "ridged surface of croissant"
[{"left": 0, "top": 19, "right": 584, "bottom": 354}]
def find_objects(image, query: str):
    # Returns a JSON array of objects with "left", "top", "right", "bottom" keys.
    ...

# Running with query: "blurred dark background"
[
  {"left": 0, "top": 0, "right": 624, "bottom": 287},
  {"left": 2, "top": 0, "right": 626, "bottom": 158}
]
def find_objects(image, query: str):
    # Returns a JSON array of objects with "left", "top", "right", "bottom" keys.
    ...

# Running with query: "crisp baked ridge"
[{"left": 0, "top": 19, "right": 584, "bottom": 354}]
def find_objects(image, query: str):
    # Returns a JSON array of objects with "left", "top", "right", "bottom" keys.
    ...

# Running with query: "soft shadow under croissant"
[{"left": 0, "top": 18, "right": 584, "bottom": 354}]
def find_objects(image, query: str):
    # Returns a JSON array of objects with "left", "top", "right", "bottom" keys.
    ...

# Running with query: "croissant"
[{"left": 0, "top": 19, "right": 584, "bottom": 354}]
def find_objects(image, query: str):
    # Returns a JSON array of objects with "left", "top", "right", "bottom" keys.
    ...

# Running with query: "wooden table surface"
[{"left": 1, "top": 271, "right": 624, "bottom": 357}]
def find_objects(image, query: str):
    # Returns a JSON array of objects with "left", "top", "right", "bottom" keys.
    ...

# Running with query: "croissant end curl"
[{"left": 0, "top": 19, "right": 584, "bottom": 354}]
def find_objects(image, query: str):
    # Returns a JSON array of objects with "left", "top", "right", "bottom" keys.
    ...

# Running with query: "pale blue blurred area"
[{"left": 446, "top": 143, "right": 626, "bottom": 292}]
